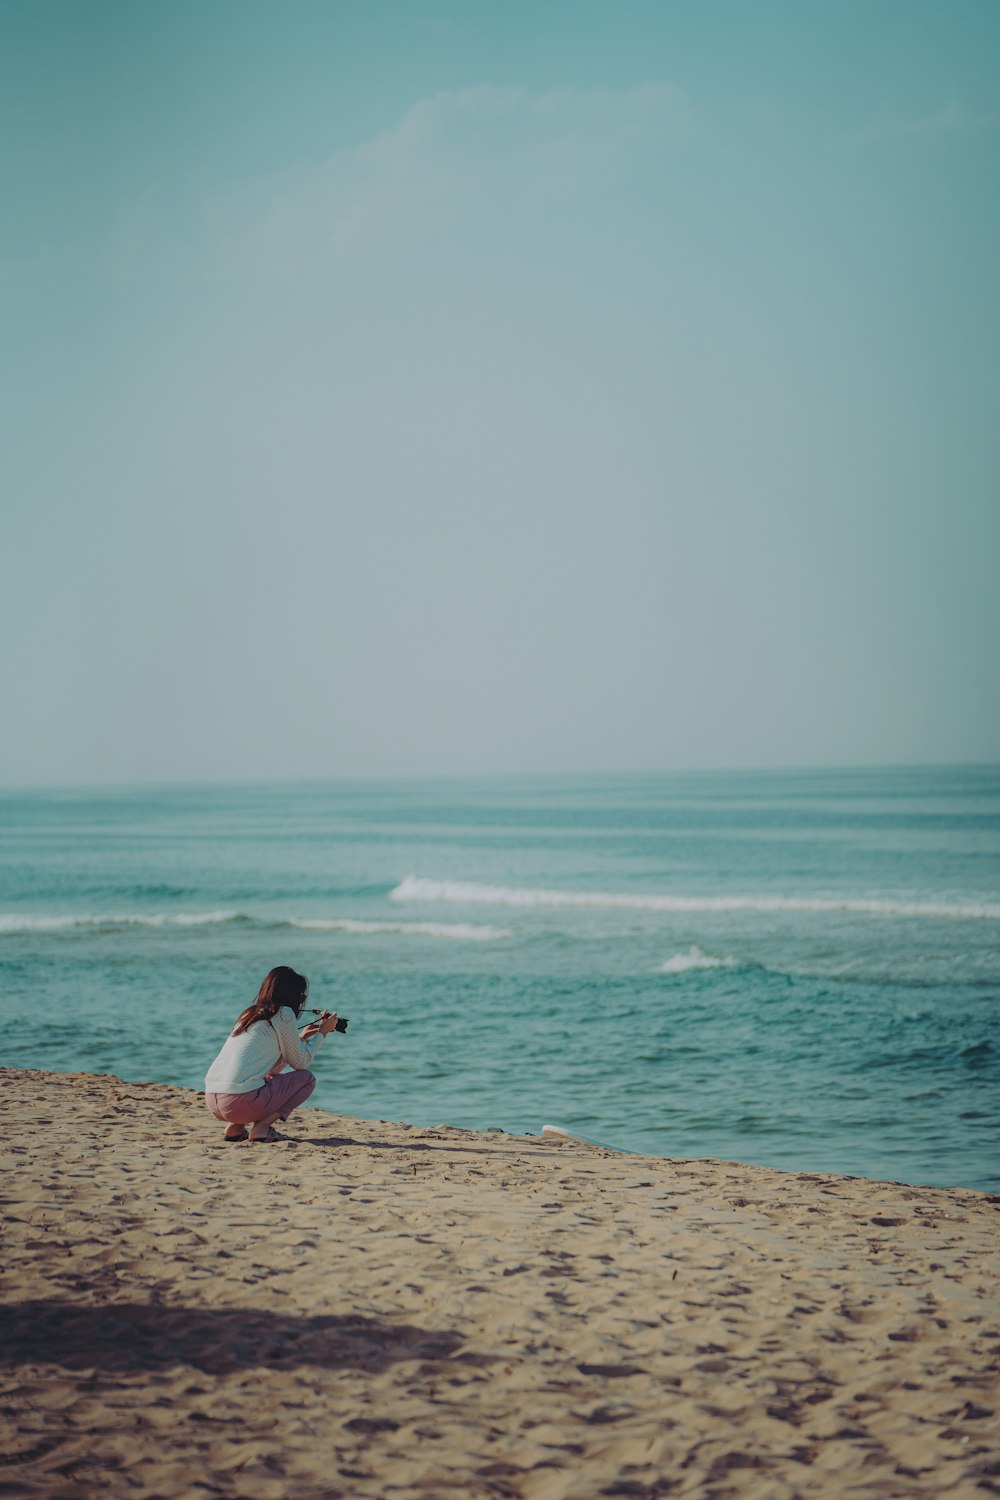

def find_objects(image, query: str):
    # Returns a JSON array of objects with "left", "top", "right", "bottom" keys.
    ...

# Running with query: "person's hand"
[{"left": 303, "top": 1010, "right": 339, "bottom": 1038}]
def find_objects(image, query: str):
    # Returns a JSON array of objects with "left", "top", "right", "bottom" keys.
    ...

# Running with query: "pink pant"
[{"left": 205, "top": 1068, "right": 316, "bottom": 1124}]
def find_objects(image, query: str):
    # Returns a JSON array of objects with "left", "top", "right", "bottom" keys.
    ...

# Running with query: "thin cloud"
[
  {"left": 848, "top": 100, "right": 991, "bottom": 145},
  {"left": 194, "top": 83, "right": 691, "bottom": 276}
]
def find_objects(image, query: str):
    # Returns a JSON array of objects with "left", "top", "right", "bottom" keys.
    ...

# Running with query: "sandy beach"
[{"left": 1, "top": 1068, "right": 998, "bottom": 1498}]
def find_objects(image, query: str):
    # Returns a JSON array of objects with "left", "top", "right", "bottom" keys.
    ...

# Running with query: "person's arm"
[{"left": 272, "top": 1007, "right": 325, "bottom": 1071}]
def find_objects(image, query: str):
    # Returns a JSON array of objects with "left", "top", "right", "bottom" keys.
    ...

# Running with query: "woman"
[{"left": 205, "top": 966, "right": 340, "bottom": 1143}]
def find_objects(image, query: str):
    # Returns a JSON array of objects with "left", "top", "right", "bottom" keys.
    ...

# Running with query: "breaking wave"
[
  {"left": 0, "top": 911, "right": 243, "bottom": 932},
  {"left": 0, "top": 911, "right": 509, "bottom": 941},
  {"left": 660, "top": 946, "right": 740, "bottom": 974},
  {"left": 286, "top": 918, "right": 509, "bottom": 940},
  {"left": 390, "top": 875, "right": 1000, "bottom": 921}
]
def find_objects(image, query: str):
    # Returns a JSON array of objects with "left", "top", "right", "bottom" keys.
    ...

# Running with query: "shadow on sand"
[
  {"left": 302, "top": 1133, "right": 538, "bottom": 1157},
  {"left": 0, "top": 1299, "right": 468, "bottom": 1376}
]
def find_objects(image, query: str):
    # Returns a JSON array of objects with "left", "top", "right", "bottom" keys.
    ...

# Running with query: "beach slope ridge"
[{"left": 1, "top": 1068, "right": 997, "bottom": 1499}]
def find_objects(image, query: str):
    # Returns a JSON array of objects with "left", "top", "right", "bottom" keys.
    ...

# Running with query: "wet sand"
[{"left": 1, "top": 1067, "right": 998, "bottom": 1498}]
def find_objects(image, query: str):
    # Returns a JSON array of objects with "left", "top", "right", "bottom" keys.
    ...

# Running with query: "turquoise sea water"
[{"left": 0, "top": 767, "right": 997, "bottom": 1190}]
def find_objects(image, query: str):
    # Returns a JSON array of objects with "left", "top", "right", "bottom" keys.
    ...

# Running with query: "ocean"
[{"left": 1, "top": 766, "right": 997, "bottom": 1190}]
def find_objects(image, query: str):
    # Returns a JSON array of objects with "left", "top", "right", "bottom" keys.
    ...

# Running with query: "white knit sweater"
[{"left": 205, "top": 1006, "right": 325, "bottom": 1094}]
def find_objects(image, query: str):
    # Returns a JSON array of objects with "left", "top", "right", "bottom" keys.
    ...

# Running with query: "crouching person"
[{"left": 205, "top": 965, "right": 339, "bottom": 1143}]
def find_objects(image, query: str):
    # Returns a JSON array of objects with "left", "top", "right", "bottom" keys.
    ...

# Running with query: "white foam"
[
  {"left": 0, "top": 910, "right": 509, "bottom": 941},
  {"left": 390, "top": 875, "right": 1000, "bottom": 921},
  {"left": 660, "top": 945, "right": 739, "bottom": 974},
  {"left": 0, "top": 911, "right": 241, "bottom": 933},
  {"left": 287, "top": 918, "right": 510, "bottom": 941}
]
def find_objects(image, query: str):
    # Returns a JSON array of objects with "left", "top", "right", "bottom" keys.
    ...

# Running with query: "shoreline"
[
  {"left": 2, "top": 1067, "right": 998, "bottom": 1497},
  {"left": 4, "top": 1060, "right": 993, "bottom": 1195}
]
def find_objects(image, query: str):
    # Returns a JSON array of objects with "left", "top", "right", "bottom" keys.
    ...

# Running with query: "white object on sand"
[{"left": 542, "top": 1123, "right": 631, "bottom": 1153}]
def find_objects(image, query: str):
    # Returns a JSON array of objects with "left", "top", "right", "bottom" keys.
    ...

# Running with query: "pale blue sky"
[{"left": 2, "top": 0, "right": 998, "bottom": 782}]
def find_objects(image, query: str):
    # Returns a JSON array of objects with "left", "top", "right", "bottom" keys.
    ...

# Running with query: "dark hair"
[{"left": 232, "top": 966, "right": 308, "bottom": 1036}]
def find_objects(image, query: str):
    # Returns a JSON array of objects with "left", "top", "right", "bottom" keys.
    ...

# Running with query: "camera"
[{"left": 307, "top": 1009, "right": 349, "bottom": 1032}]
